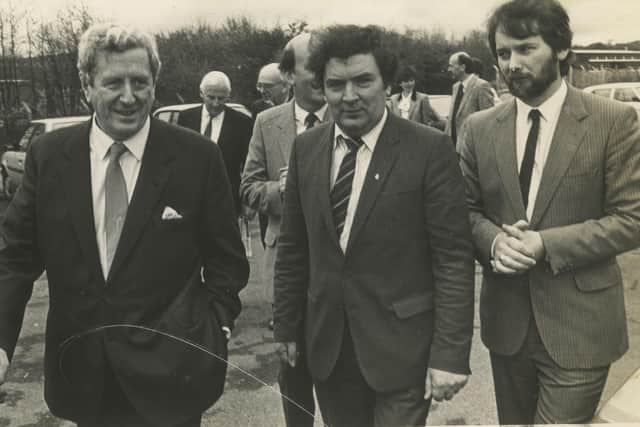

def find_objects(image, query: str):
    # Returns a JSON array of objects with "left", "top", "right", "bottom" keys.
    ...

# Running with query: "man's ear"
[{"left": 283, "top": 71, "right": 295, "bottom": 86}]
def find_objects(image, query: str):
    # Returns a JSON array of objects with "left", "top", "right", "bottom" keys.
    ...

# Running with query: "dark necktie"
[
  {"left": 519, "top": 109, "right": 541, "bottom": 210},
  {"left": 105, "top": 141, "right": 129, "bottom": 273},
  {"left": 451, "top": 84, "right": 464, "bottom": 144},
  {"left": 305, "top": 113, "right": 319, "bottom": 130},
  {"left": 203, "top": 116, "right": 213, "bottom": 139},
  {"left": 330, "top": 135, "right": 364, "bottom": 237}
]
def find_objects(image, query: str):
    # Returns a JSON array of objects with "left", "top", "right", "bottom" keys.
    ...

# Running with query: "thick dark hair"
[
  {"left": 487, "top": 0, "right": 574, "bottom": 76},
  {"left": 397, "top": 65, "right": 417, "bottom": 83},
  {"left": 306, "top": 25, "right": 398, "bottom": 87}
]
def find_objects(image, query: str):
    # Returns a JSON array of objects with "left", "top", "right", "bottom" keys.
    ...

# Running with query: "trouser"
[
  {"left": 314, "top": 324, "right": 429, "bottom": 427},
  {"left": 490, "top": 316, "right": 609, "bottom": 424}
]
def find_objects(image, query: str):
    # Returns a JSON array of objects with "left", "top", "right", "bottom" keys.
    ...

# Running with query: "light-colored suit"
[
  {"left": 445, "top": 74, "right": 495, "bottom": 143},
  {"left": 459, "top": 86, "right": 640, "bottom": 369}
]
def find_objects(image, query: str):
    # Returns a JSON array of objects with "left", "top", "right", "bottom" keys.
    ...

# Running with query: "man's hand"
[
  {"left": 0, "top": 348, "right": 9, "bottom": 385},
  {"left": 502, "top": 223, "right": 545, "bottom": 262},
  {"left": 492, "top": 221, "right": 536, "bottom": 274},
  {"left": 424, "top": 368, "right": 468, "bottom": 401},
  {"left": 276, "top": 342, "right": 297, "bottom": 367}
]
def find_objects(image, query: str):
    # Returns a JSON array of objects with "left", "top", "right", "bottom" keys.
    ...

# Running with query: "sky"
[{"left": 16, "top": 0, "right": 640, "bottom": 46}]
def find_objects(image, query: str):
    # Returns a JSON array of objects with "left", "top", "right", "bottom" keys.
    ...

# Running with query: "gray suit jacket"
[
  {"left": 445, "top": 74, "right": 495, "bottom": 141},
  {"left": 240, "top": 101, "right": 329, "bottom": 246},
  {"left": 459, "top": 86, "right": 640, "bottom": 369},
  {"left": 388, "top": 91, "right": 444, "bottom": 129}
]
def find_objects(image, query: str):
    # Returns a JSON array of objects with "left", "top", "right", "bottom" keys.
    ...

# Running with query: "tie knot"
[
  {"left": 338, "top": 135, "right": 364, "bottom": 153},
  {"left": 305, "top": 113, "right": 319, "bottom": 129},
  {"left": 529, "top": 109, "right": 541, "bottom": 121},
  {"left": 109, "top": 141, "right": 128, "bottom": 161}
]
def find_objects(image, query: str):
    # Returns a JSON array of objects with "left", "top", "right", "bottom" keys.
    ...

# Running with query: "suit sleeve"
[
  {"left": 199, "top": 141, "right": 249, "bottom": 329},
  {"left": 423, "top": 133, "right": 475, "bottom": 375},
  {"left": 540, "top": 107, "right": 640, "bottom": 274},
  {"left": 458, "top": 118, "right": 503, "bottom": 266},
  {"left": 240, "top": 116, "right": 282, "bottom": 216},
  {"left": 419, "top": 97, "right": 445, "bottom": 130},
  {"left": 0, "top": 141, "right": 44, "bottom": 359},
  {"left": 272, "top": 138, "right": 309, "bottom": 343},
  {"left": 476, "top": 82, "right": 496, "bottom": 111}
]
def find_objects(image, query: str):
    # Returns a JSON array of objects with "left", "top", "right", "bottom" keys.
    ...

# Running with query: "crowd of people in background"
[{"left": 0, "top": 0, "right": 638, "bottom": 426}]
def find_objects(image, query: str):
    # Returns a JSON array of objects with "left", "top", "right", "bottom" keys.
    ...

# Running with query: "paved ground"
[{"left": 0, "top": 209, "right": 638, "bottom": 426}]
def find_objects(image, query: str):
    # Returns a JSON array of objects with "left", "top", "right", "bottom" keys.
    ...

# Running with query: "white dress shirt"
[
  {"left": 200, "top": 107, "right": 225, "bottom": 143},
  {"left": 515, "top": 80, "right": 568, "bottom": 220},
  {"left": 294, "top": 102, "right": 328, "bottom": 135},
  {"left": 332, "top": 108, "right": 388, "bottom": 252},
  {"left": 398, "top": 92, "right": 412, "bottom": 119},
  {"left": 90, "top": 116, "right": 149, "bottom": 279}
]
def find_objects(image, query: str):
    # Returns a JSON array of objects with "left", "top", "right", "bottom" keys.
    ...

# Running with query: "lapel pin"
[{"left": 374, "top": 173, "right": 380, "bottom": 181}]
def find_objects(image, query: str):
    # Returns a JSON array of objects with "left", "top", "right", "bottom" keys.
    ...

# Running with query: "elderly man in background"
[
  {"left": 446, "top": 51, "right": 496, "bottom": 146},
  {"left": 240, "top": 32, "right": 328, "bottom": 427},
  {"left": 389, "top": 65, "right": 444, "bottom": 130},
  {"left": 250, "top": 62, "right": 291, "bottom": 119},
  {"left": 177, "top": 71, "right": 253, "bottom": 215},
  {"left": 0, "top": 23, "right": 248, "bottom": 426}
]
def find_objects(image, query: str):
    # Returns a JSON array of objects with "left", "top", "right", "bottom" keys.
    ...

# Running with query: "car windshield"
[{"left": 614, "top": 87, "right": 640, "bottom": 103}]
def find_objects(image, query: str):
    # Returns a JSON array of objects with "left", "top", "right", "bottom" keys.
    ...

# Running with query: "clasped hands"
[
  {"left": 491, "top": 219, "right": 545, "bottom": 275},
  {"left": 277, "top": 342, "right": 468, "bottom": 402}
]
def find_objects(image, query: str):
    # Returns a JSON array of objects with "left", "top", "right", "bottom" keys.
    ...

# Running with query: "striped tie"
[
  {"left": 330, "top": 135, "right": 364, "bottom": 237},
  {"left": 105, "top": 141, "right": 129, "bottom": 274}
]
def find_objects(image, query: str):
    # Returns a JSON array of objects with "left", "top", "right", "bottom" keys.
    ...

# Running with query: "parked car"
[
  {"left": 1, "top": 116, "right": 89, "bottom": 198},
  {"left": 583, "top": 82, "right": 640, "bottom": 115},
  {"left": 152, "top": 102, "right": 251, "bottom": 125}
]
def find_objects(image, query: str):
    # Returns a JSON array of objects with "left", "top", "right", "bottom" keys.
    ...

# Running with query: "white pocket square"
[{"left": 161, "top": 206, "right": 183, "bottom": 220}]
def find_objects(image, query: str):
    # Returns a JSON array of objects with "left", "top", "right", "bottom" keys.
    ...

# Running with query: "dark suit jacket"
[
  {"left": 0, "top": 118, "right": 249, "bottom": 424},
  {"left": 459, "top": 86, "right": 640, "bottom": 369},
  {"left": 273, "top": 113, "right": 475, "bottom": 392},
  {"left": 177, "top": 105, "right": 253, "bottom": 213}
]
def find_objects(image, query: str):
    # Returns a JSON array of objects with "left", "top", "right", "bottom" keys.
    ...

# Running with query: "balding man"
[
  {"left": 250, "top": 63, "right": 291, "bottom": 118},
  {"left": 178, "top": 71, "right": 252, "bottom": 214},
  {"left": 241, "top": 33, "right": 328, "bottom": 427},
  {"left": 445, "top": 51, "right": 496, "bottom": 147}
]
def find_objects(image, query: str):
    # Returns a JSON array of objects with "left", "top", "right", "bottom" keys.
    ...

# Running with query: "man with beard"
[{"left": 458, "top": 0, "right": 640, "bottom": 424}]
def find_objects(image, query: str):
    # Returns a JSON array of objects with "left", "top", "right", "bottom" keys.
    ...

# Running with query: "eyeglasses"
[{"left": 256, "top": 82, "right": 281, "bottom": 92}]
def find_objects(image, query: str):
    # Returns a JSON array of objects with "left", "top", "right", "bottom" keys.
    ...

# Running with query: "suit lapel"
[
  {"left": 530, "top": 88, "right": 588, "bottom": 228},
  {"left": 62, "top": 120, "right": 105, "bottom": 283},
  {"left": 276, "top": 102, "right": 297, "bottom": 164},
  {"left": 493, "top": 100, "right": 527, "bottom": 219},
  {"left": 346, "top": 115, "right": 400, "bottom": 252},
  {"left": 107, "top": 119, "right": 177, "bottom": 282},
  {"left": 313, "top": 124, "right": 342, "bottom": 251},
  {"left": 216, "top": 106, "right": 232, "bottom": 148}
]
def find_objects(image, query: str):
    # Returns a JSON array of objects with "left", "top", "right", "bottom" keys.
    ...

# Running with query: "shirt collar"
[
  {"left": 90, "top": 114, "right": 149, "bottom": 162},
  {"left": 516, "top": 79, "right": 568, "bottom": 123},
  {"left": 333, "top": 108, "right": 388, "bottom": 153},
  {"left": 294, "top": 101, "right": 328, "bottom": 124},
  {"left": 201, "top": 105, "right": 225, "bottom": 123}
]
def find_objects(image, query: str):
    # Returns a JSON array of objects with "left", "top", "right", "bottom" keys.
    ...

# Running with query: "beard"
[{"left": 502, "top": 51, "right": 559, "bottom": 102}]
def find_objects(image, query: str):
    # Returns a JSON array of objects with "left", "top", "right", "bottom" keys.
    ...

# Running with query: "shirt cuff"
[{"left": 221, "top": 326, "right": 231, "bottom": 340}]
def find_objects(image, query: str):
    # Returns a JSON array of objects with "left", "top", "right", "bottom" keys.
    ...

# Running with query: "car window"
[
  {"left": 18, "top": 124, "right": 45, "bottom": 151},
  {"left": 592, "top": 88, "right": 611, "bottom": 98},
  {"left": 613, "top": 88, "right": 640, "bottom": 102},
  {"left": 155, "top": 111, "right": 173, "bottom": 123}
]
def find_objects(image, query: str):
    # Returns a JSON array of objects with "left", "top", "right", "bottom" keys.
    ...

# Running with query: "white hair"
[{"left": 200, "top": 71, "right": 231, "bottom": 92}]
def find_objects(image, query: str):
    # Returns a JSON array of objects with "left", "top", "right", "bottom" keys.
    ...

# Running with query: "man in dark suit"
[
  {"left": 241, "top": 33, "right": 328, "bottom": 427},
  {"left": 459, "top": 0, "right": 640, "bottom": 423},
  {"left": 274, "top": 25, "right": 475, "bottom": 427},
  {"left": 388, "top": 65, "right": 444, "bottom": 130},
  {"left": 177, "top": 71, "right": 252, "bottom": 215},
  {"left": 445, "top": 51, "right": 496, "bottom": 146},
  {"left": 0, "top": 23, "right": 249, "bottom": 426}
]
